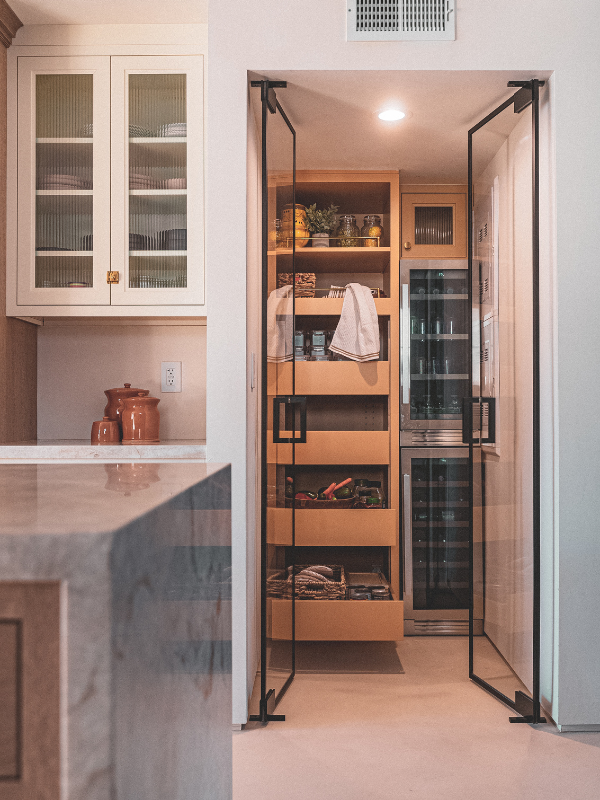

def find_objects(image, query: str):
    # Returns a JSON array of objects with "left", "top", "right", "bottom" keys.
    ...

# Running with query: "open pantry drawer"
[
  {"left": 269, "top": 597, "right": 404, "bottom": 641},
  {"left": 267, "top": 508, "right": 397, "bottom": 546}
]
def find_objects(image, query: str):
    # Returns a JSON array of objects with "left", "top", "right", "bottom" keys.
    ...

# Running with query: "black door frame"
[{"left": 467, "top": 79, "right": 546, "bottom": 724}]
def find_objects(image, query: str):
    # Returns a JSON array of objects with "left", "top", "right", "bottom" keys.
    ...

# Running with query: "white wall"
[
  {"left": 37, "top": 322, "right": 206, "bottom": 440},
  {"left": 207, "top": 0, "right": 600, "bottom": 727}
]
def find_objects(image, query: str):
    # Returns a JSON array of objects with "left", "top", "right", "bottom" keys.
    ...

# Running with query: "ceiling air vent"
[{"left": 347, "top": 0, "right": 455, "bottom": 41}]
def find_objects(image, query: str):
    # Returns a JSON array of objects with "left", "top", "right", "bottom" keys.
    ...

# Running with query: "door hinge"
[{"left": 107, "top": 271, "right": 119, "bottom": 284}]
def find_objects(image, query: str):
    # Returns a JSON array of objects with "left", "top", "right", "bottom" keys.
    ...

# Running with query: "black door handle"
[
  {"left": 273, "top": 396, "right": 307, "bottom": 443},
  {"left": 462, "top": 397, "right": 496, "bottom": 444}
]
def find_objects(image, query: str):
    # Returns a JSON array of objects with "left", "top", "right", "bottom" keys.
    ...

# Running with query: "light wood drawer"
[
  {"left": 268, "top": 361, "right": 390, "bottom": 397},
  {"left": 267, "top": 508, "right": 397, "bottom": 546},
  {"left": 270, "top": 597, "right": 404, "bottom": 641},
  {"left": 268, "top": 431, "right": 390, "bottom": 465}
]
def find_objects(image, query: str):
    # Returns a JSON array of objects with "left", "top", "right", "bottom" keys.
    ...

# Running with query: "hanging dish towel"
[
  {"left": 329, "top": 283, "right": 380, "bottom": 362},
  {"left": 267, "top": 285, "right": 294, "bottom": 362}
]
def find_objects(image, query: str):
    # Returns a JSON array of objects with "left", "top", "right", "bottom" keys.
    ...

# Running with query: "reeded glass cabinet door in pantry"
[
  {"left": 110, "top": 56, "right": 204, "bottom": 306},
  {"left": 16, "top": 57, "right": 111, "bottom": 306}
]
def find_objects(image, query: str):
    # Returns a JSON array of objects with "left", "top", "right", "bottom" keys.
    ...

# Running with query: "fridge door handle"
[
  {"left": 403, "top": 473, "right": 413, "bottom": 597},
  {"left": 273, "top": 396, "right": 307, "bottom": 444},
  {"left": 462, "top": 397, "right": 496, "bottom": 444},
  {"left": 462, "top": 397, "right": 473, "bottom": 444},
  {"left": 401, "top": 283, "right": 410, "bottom": 405}
]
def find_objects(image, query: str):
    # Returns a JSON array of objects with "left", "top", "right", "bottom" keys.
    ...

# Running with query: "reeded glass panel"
[
  {"left": 409, "top": 268, "right": 469, "bottom": 421},
  {"left": 35, "top": 75, "right": 94, "bottom": 288},
  {"left": 414, "top": 206, "right": 453, "bottom": 245},
  {"left": 128, "top": 74, "right": 187, "bottom": 289},
  {"left": 411, "top": 457, "right": 470, "bottom": 610}
]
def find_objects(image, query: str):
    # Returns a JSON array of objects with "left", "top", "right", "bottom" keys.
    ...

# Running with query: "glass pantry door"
[
  {"left": 110, "top": 56, "right": 204, "bottom": 305},
  {"left": 17, "top": 57, "right": 111, "bottom": 305},
  {"left": 468, "top": 81, "right": 545, "bottom": 723},
  {"left": 250, "top": 81, "right": 299, "bottom": 722}
]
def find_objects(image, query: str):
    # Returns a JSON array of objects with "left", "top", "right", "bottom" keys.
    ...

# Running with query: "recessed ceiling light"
[{"left": 378, "top": 109, "right": 406, "bottom": 121}]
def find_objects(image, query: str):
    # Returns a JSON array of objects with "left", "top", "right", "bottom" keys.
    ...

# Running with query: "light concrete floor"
[{"left": 234, "top": 637, "right": 600, "bottom": 799}]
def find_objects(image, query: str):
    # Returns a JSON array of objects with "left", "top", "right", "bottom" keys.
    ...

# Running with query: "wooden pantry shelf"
[
  {"left": 268, "top": 430, "right": 390, "bottom": 465},
  {"left": 295, "top": 297, "right": 392, "bottom": 315},
  {"left": 268, "top": 247, "right": 391, "bottom": 273},
  {"left": 269, "top": 596, "right": 404, "bottom": 641},
  {"left": 267, "top": 508, "right": 397, "bottom": 547},
  {"left": 268, "top": 360, "right": 390, "bottom": 396}
]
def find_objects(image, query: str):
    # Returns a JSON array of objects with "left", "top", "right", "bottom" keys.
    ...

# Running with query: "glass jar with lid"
[
  {"left": 335, "top": 214, "right": 361, "bottom": 247},
  {"left": 361, "top": 214, "right": 384, "bottom": 247}
]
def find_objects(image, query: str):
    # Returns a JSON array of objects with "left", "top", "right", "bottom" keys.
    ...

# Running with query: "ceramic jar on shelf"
[
  {"left": 281, "top": 203, "right": 310, "bottom": 248},
  {"left": 120, "top": 392, "right": 161, "bottom": 444},
  {"left": 103, "top": 383, "right": 150, "bottom": 434}
]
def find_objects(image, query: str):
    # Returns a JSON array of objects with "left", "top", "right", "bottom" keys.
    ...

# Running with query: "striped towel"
[
  {"left": 267, "top": 285, "right": 294, "bottom": 363},
  {"left": 329, "top": 283, "right": 380, "bottom": 362}
]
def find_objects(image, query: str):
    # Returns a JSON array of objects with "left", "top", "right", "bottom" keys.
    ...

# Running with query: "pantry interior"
[{"left": 246, "top": 70, "right": 552, "bottom": 721}]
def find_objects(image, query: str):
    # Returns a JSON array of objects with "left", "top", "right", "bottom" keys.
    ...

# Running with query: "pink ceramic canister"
[
  {"left": 91, "top": 416, "right": 120, "bottom": 444},
  {"left": 120, "top": 393, "right": 160, "bottom": 444},
  {"left": 103, "top": 383, "right": 150, "bottom": 432}
]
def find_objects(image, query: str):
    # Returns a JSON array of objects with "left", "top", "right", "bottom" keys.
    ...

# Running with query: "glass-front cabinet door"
[
  {"left": 110, "top": 56, "right": 204, "bottom": 305},
  {"left": 17, "top": 57, "right": 111, "bottom": 305},
  {"left": 400, "top": 260, "right": 470, "bottom": 434}
]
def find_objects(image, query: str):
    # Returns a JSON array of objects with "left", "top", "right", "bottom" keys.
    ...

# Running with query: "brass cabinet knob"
[{"left": 403, "top": 241, "right": 412, "bottom": 251}]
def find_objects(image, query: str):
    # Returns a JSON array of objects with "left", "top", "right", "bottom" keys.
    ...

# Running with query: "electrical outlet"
[{"left": 161, "top": 361, "right": 182, "bottom": 393}]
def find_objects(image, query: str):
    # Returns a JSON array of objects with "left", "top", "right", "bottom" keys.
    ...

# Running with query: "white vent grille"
[{"left": 348, "top": 0, "right": 455, "bottom": 41}]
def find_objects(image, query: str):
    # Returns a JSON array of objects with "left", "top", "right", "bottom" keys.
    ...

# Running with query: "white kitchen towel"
[
  {"left": 329, "top": 283, "right": 380, "bottom": 362},
  {"left": 267, "top": 285, "right": 294, "bottom": 362}
]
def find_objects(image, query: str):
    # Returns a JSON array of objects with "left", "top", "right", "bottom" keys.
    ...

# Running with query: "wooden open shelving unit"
[{"left": 267, "top": 170, "right": 403, "bottom": 643}]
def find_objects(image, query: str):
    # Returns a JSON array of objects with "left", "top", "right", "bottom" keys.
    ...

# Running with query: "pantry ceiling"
[
  {"left": 8, "top": 0, "right": 207, "bottom": 25},
  {"left": 257, "top": 70, "right": 552, "bottom": 182}
]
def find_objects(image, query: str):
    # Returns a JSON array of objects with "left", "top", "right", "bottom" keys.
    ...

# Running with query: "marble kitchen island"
[{"left": 0, "top": 462, "right": 231, "bottom": 800}]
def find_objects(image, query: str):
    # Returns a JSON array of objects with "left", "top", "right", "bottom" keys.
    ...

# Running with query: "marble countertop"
[
  {"left": 0, "top": 439, "right": 207, "bottom": 462},
  {"left": 0, "top": 462, "right": 227, "bottom": 536}
]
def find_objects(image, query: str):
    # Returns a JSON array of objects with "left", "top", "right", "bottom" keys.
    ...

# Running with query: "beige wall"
[
  {"left": 0, "top": 5, "right": 37, "bottom": 443},
  {"left": 37, "top": 323, "right": 206, "bottom": 440}
]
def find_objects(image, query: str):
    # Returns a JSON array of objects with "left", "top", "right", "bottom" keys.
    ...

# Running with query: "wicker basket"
[
  {"left": 277, "top": 272, "right": 316, "bottom": 298},
  {"left": 267, "top": 565, "right": 346, "bottom": 600}
]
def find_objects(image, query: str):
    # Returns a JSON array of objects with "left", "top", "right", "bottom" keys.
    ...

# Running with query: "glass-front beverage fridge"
[{"left": 400, "top": 259, "right": 469, "bottom": 446}]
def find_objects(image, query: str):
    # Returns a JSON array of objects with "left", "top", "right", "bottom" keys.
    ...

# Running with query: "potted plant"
[{"left": 305, "top": 203, "right": 339, "bottom": 247}]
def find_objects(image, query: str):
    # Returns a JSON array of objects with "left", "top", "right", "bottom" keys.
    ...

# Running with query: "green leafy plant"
[{"left": 305, "top": 203, "right": 339, "bottom": 234}]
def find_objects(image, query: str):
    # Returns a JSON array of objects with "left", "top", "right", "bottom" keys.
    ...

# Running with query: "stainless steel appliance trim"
[
  {"left": 401, "top": 281, "right": 410, "bottom": 405},
  {"left": 403, "top": 472, "right": 413, "bottom": 597}
]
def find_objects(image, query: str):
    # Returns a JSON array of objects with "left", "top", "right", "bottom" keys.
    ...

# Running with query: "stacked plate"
[
  {"left": 159, "top": 228, "right": 187, "bottom": 250},
  {"left": 129, "top": 172, "right": 159, "bottom": 190},
  {"left": 129, "top": 233, "right": 153, "bottom": 251},
  {"left": 38, "top": 173, "right": 92, "bottom": 190},
  {"left": 157, "top": 122, "right": 187, "bottom": 137},
  {"left": 163, "top": 177, "right": 187, "bottom": 189},
  {"left": 129, "top": 124, "right": 153, "bottom": 138}
]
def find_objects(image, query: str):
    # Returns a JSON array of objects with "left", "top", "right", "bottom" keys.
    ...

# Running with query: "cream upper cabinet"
[{"left": 9, "top": 54, "right": 204, "bottom": 314}]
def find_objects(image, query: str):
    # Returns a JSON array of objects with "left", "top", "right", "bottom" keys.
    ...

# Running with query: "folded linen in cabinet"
[
  {"left": 329, "top": 282, "right": 380, "bottom": 362},
  {"left": 267, "top": 285, "right": 294, "bottom": 363}
]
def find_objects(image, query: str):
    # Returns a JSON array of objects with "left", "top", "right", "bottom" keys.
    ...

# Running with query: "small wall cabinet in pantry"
[
  {"left": 266, "top": 171, "right": 404, "bottom": 643},
  {"left": 401, "top": 188, "right": 467, "bottom": 259},
  {"left": 8, "top": 54, "right": 204, "bottom": 315}
]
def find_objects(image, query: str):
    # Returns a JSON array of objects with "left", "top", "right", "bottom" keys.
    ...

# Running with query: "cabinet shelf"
[
  {"left": 36, "top": 190, "right": 93, "bottom": 196},
  {"left": 295, "top": 297, "right": 392, "bottom": 316},
  {"left": 410, "top": 294, "right": 468, "bottom": 300},
  {"left": 411, "top": 333, "right": 468, "bottom": 340},
  {"left": 129, "top": 250, "right": 187, "bottom": 257},
  {"left": 270, "top": 596, "right": 404, "bottom": 641},
  {"left": 36, "top": 137, "right": 92, "bottom": 144},
  {"left": 410, "top": 374, "right": 468, "bottom": 380},
  {"left": 413, "top": 481, "right": 469, "bottom": 487},
  {"left": 413, "top": 501, "right": 469, "bottom": 508},
  {"left": 267, "top": 508, "right": 397, "bottom": 546},
  {"left": 128, "top": 189, "right": 187, "bottom": 196},
  {"left": 413, "top": 521, "right": 469, "bottom": 528},
  {"left": 36, "top": 250, "right": 92, "bottom": 257},
  {"left": 129, "top": 137, "right": 187, "bottom": 144},
  {"left": 270, "top": 247, "right": 391, "bottom": 274}
]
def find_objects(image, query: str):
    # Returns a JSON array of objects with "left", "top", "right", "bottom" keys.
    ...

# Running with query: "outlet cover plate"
[{"left": 161, "top": 361, "right": 182, "bottom": 392}]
